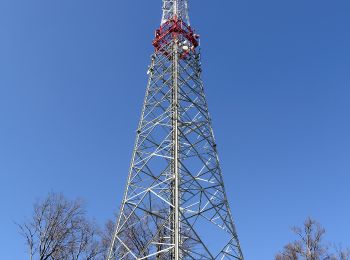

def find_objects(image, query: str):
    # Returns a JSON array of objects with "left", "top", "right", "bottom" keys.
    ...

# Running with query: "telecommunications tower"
[{"left": 108, "top": 0, "right": 244, "bottom": 259}]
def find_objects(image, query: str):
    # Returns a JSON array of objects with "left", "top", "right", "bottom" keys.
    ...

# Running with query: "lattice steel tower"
[{"left": 108, "top": 0, "right": 244, "bottom": 259}]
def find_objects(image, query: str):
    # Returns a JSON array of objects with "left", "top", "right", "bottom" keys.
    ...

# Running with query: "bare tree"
[
  {"left": 276, "top": 218, "right": 349, "bottom": 260},
  {"left": 18, "top": 193, "right": 200, "bottom": 259},
  {"left": 99, "top": 219, "right": 116, "bottom": 259},
  {"left": 333, "top": 246, "right": 350, "bottom": 260},
  {"left": 18, "top": 193, "right": 101, "bottom": 260},
  {"left": 103, "top": 207, "right": 199, "bottom": 260},
  {"left": 108, "top": 211, "right": 153, "bottom": 260},
  {"left": 62, "top": 220, "right": 100, "bottom": 260},
  {"left": 276, "top": 243, "right": 299, "bottom": 260}
]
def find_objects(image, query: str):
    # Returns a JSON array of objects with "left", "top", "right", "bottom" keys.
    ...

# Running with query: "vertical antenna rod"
[
  {"left": 162, "top": 0, "right": 190, "bottom": 25},
  {"left": 174, "top": 0, "right": 178, "bottom": 15},
  {"left": 172, "top": 34, "right": 180, "bottom": 260},
  {"left": 172, "top": 2, "right": 180, "bottom": 259}
]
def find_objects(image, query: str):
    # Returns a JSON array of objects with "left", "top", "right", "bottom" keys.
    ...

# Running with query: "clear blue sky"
[{"left": 0, "top": 0, "right": 349, "bottom": 259}]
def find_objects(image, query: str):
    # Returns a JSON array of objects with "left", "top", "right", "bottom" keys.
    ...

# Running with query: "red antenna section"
[{"left": 153, "top": 17, "right": 199, "bottom": 59}]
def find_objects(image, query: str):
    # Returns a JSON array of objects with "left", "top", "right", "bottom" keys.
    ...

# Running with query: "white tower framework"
[{"left": 108, "top": 1, "right": 244, "bottom": 259}]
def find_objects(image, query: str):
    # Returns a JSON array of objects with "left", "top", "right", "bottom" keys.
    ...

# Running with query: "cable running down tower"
[{"left": 108, "top": 0, "right": 244, "bottom": 259}]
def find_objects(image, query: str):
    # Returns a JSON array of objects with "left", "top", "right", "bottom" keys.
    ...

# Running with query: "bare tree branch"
[
  {"left": 276, "top": 218, "right": 349, "bottom": 260},
  {"left": 18, "top": 193, "right": 102, "bottom": 260}
]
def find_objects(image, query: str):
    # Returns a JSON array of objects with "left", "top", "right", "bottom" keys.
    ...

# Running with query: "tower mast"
[
  {"left": 172, "top": 30, "right": 180, "bottom": 260},
  {"left": 108, "top": 1, "right": 244, "bottom": 259},
  {"left": 172, "top": 2, "right": 180, "bottom": 259}
]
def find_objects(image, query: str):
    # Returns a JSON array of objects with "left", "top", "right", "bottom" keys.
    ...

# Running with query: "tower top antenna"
[{"left": 161, "top": 0, "right": 190, "bottom": 25}]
